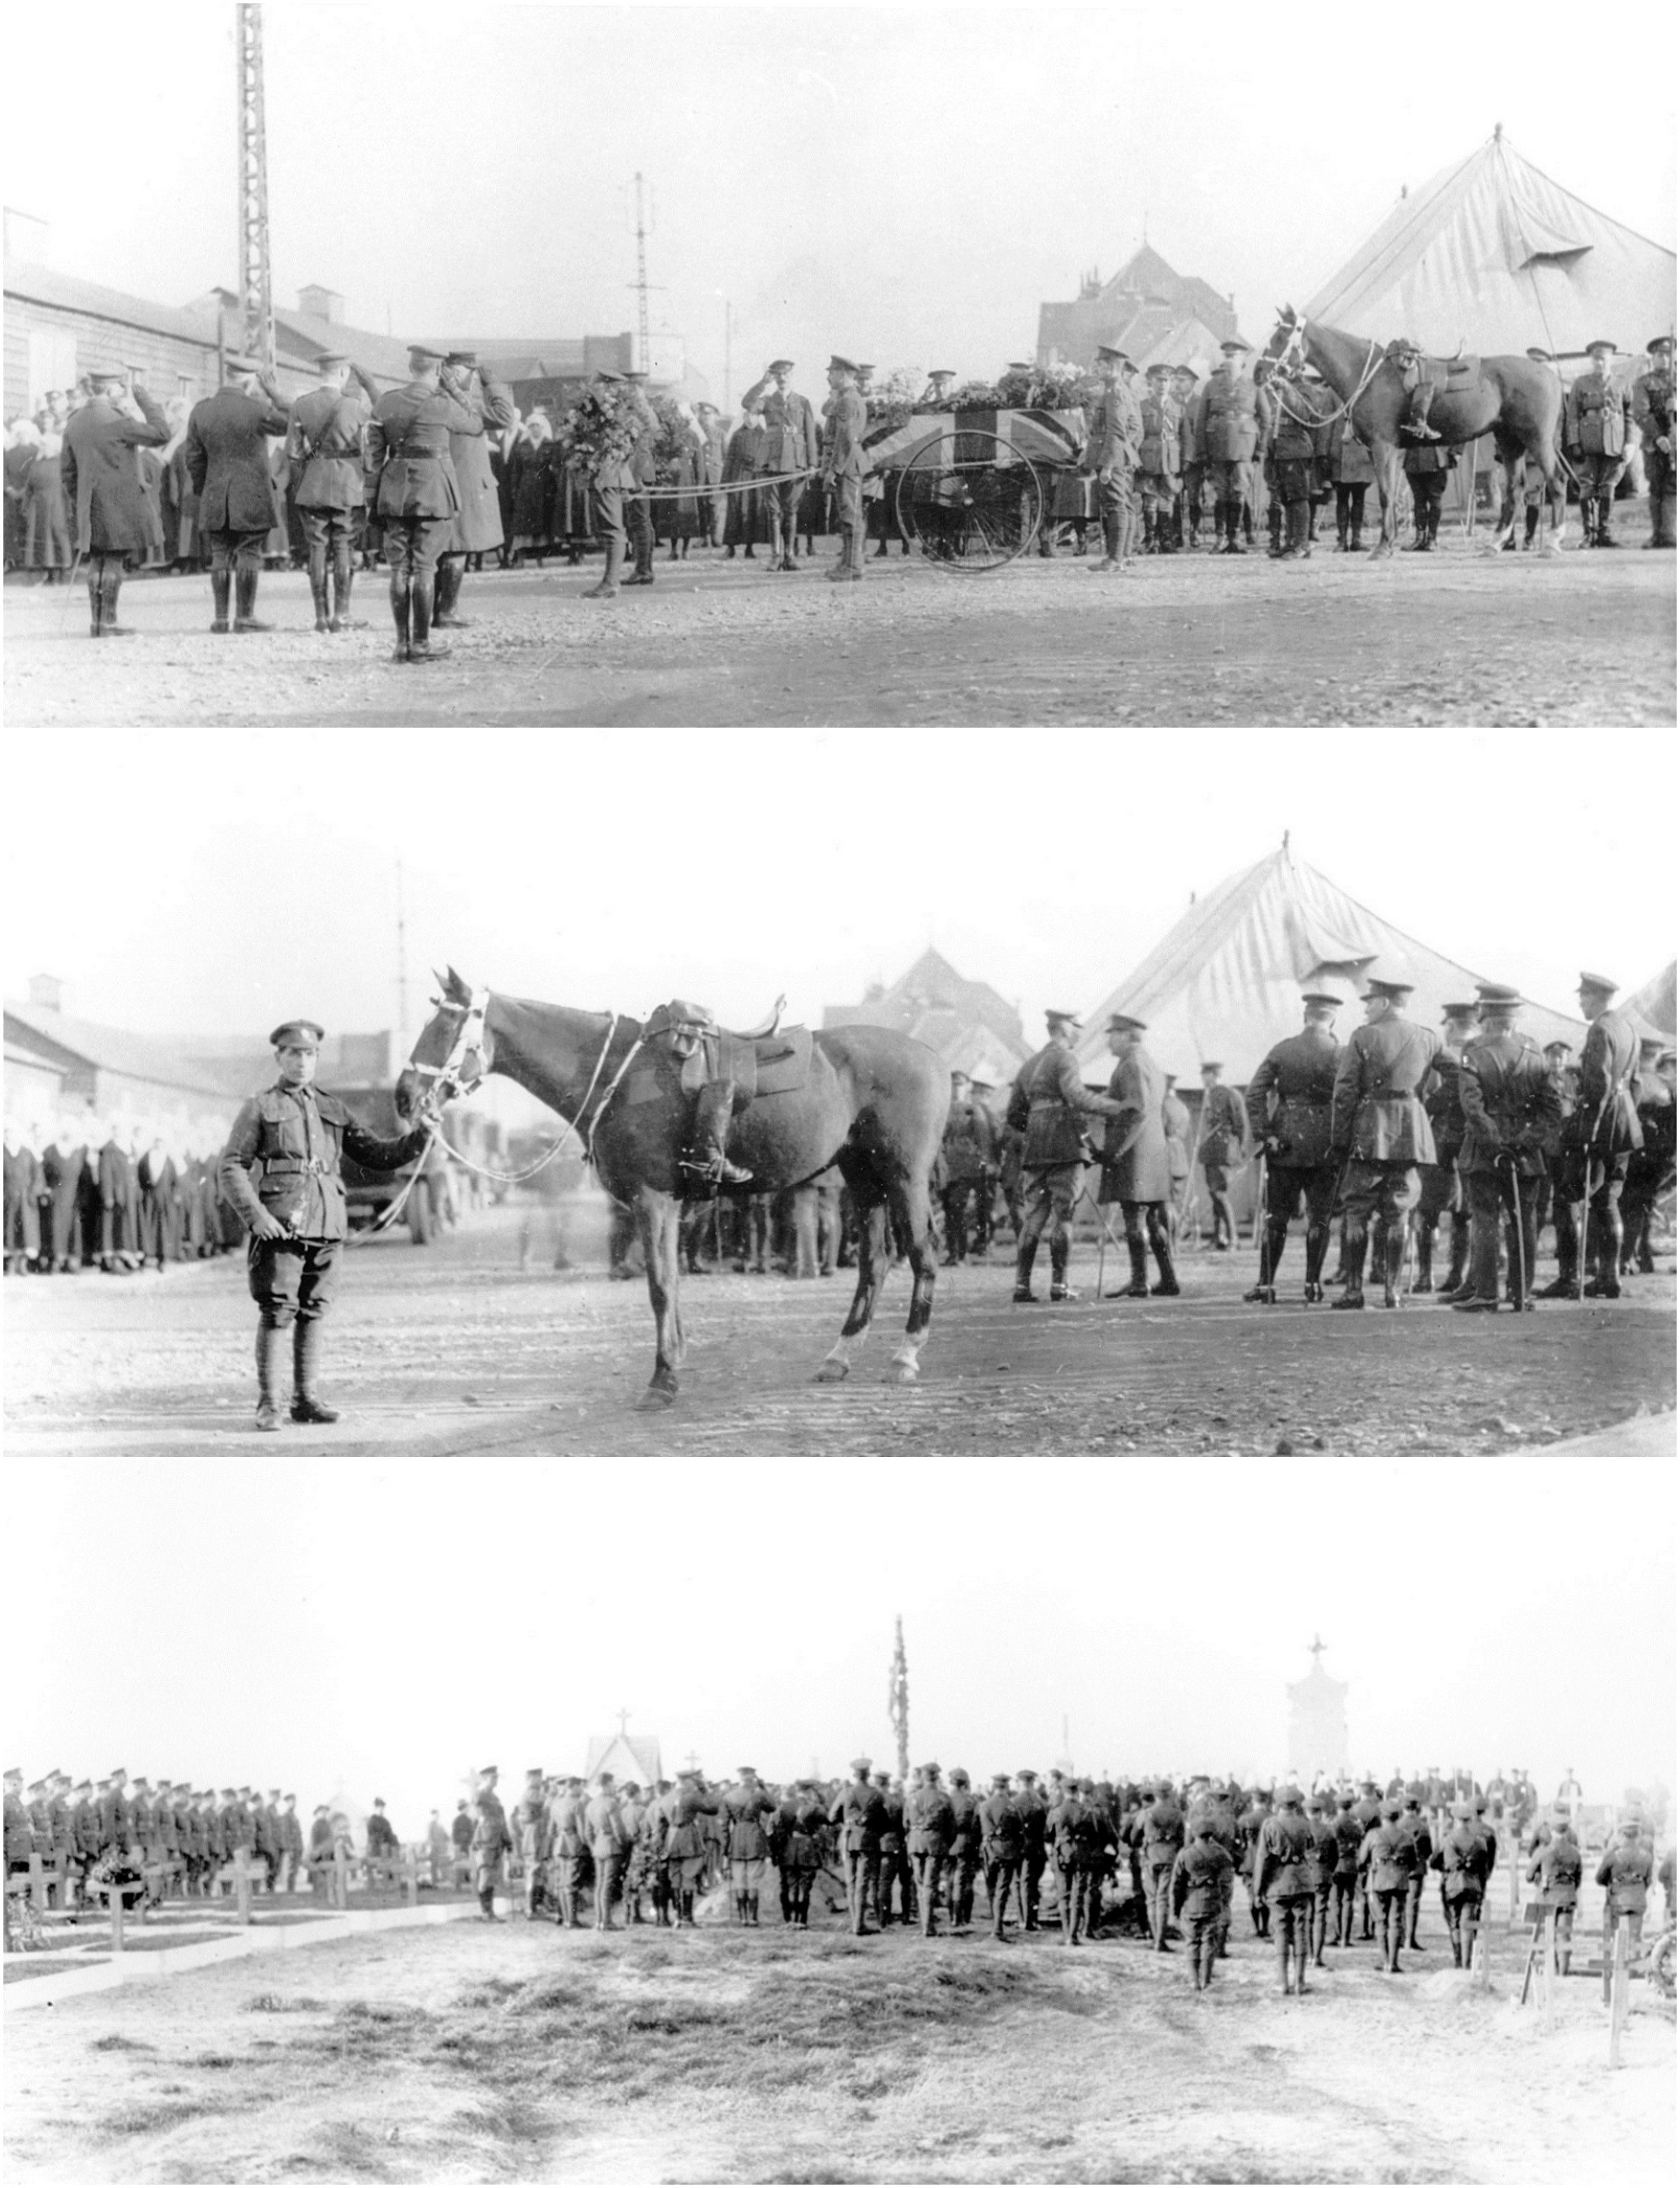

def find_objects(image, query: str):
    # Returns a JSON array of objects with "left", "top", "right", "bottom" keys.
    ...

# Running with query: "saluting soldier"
[
  {"left": 1565, "top": 340, "right": 1633, "bottom": 547},
  {"left": 286, "top": 352, "right": 380, "bottom": 632},
  {"left": 821, "top": 355, "right": 871, "bottom": 582},
  {"left": 1195, "top": 339, "right": 1270, "bottom": 554},
  {"left": 743, "top": 359, "right": 820, "bottom": 573},
  {"left": 185, "top": 360, "right": 291, "bottom": 632},
  {"left": 433, "top": 350, "right": 516, "bottom": 626},
  {"left": 1567, "top": 973, "right": 1645, "bottom": 1299},
  {"left": 60, "top": 365, "right": 170, "bottom": 637},
  {"left": 1096, "top": 1013, "right": 1179, "bottom": 1299},
  {"left": 1082, "top": 344, "right": 1142, "bottom": 574},
  {"left": 1244, "top": 989, "right": 1343, "bottom": 1304},
  {"left": 1328, "top": 967, "right": 1441, "bottom": 1309},
  {"left": 1007, "top": 1010, "right": 1122, "bottom": 1304},
  {"left": 364, "top": 343, "right": 484, "bottom": 660},
  {"left": 219, "top": 1018, "right": 430, "bottom": 1433},
  {"left": 1630, "top": 334, "right": 1676, "bottom": 548},
  {"left": 1449, "top": 985, "right": 1561, "bottom": 1314}
]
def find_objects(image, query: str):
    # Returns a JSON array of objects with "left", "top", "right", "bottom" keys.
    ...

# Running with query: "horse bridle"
[
  {"left": 411, "top": 994, "right": 643, "bottom": 1170},
  {"left": 1267, "top": 314, "right": 1389, "bottom": 430}
]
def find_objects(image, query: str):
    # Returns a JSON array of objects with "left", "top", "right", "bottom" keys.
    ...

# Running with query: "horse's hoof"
[
  {"left": 814, "top": 1360, "right": 850, "bottom": 1384},
  {"left": 635, "top": 1385, "right": 678, "bottom": 1412},
  {"left": 893, "top": 1365, "right": 920, "bottom": 1385}
]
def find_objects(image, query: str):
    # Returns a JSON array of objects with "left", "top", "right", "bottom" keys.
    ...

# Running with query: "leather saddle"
[
  {"left": 1423, "top": 350, "right": 1482, "bottom": 387},
  {"left": 722, "top": 1023, "right": 813, "bottom": 1107}
]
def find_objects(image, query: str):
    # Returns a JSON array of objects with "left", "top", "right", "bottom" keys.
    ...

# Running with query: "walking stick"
[
  {"left": 1506, "top": 1154, "right": 1526, "bottom": 1310},
  {"left": 1253, "top": 1151, "right": 1268, "bottom": 1292}
]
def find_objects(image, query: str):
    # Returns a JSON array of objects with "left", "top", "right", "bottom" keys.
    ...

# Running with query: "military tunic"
[
  {"left": 365, "top": 380, "right": 484, "bottom": 579},
  {"left": 1455, "top": 1028, "right": 1561, "bottom": 1305},
  {"left": 1098, "top": 1045, "right": 1171, "bottom": 1205},
  {"left": 1631, "top": 359, "right": 1676, "bottom": 543},
  {"left": 1246, "top": 1027, "right": 1340, "bottom": 1227},
  {"left": 61, "top": 389, "right": 171, "bottom": 556},
  {"left": 186, "top": 386, "right": 291, "bottom": 573},
  {"left": 1330, "top": 1012, "right": 1441, "bottom": 1225},
  {"left": 1565, "top": 369, "right": 1634, "bottom": 507}
]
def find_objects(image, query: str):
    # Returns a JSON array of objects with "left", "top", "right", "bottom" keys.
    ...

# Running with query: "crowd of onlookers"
[
  {"left": 3, "top": 381, "right": 216, "bottom": 582},
  {"left": 3, "top": 1114, "right": 242, "bottom": 1274}
]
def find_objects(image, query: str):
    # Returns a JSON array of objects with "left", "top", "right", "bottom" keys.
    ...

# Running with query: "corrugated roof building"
[{"left": 1037, "top": 245, "right": 1244, "bottom": 374}]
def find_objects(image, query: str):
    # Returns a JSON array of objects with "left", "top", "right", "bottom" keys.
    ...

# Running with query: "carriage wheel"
[{"left": 893, "top": 431, "right": 1043, "bottom": 572}]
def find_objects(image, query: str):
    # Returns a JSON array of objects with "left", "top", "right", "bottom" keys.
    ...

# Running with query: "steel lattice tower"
[
  {"left": 236, "top": 4, "right": 275, "bottom": 372},
  {"left": 632, "top": 172, "right": 651, "bottom": 373}
]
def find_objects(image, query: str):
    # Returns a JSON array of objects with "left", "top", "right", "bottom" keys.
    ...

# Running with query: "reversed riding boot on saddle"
[
  {"left": 233, "top": 568, "right": 273, "bottom": 633},
  {"left": 291, "top": 1319, "right": 339, "bottom": 1425},
  {"left": 1109, "top": 1238, "right": 1150, "bottom": 1299},
  {"left": 1332, "top": 1229, "right": 1368, "bottom": 1309},
  {"left": 685, "top": 1083, "right": 753, "bottom": 1187},
  {"left": 1013, "top": 1240, "right": 1039, "bottom": 1304},
  {"left": 387, "top": 573, "right": 413, "bottom": 662},
  {"left": 409, "top": 572, "right": 450, "bottom": 662},
  {"left": 210, "top": 567, "right": 233, "bottom": 633}
]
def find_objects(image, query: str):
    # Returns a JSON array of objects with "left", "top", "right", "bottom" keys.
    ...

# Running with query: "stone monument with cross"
[
  {"left": 584, "top": 1708, "right": 663, "bottom": 1789},
  {"left": 1287, "top": 1635, "right": 1349, "bottom": 1783}
]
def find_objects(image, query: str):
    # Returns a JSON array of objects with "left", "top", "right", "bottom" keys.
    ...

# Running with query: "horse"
[
  {"left": 1265, "top": 307, "right": 1566, "bottom": 556},
  {"left": 395, "top": 969, "right": 947, "bottom": 1409}
]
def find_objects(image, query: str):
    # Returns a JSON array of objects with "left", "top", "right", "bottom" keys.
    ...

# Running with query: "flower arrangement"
[
  {"left": 864, "top": 365, "right": 922, "bottom": 430},
  {"left": 995, "top": 360, "right": 1086, "bottom": 411},
  {"left": 558, "top": 382, "right": 643, "bottom": 479}
]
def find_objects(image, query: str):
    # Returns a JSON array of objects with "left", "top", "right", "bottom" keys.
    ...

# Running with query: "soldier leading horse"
[
  {"left": 396, "top": 969, "right": 946, "bottom": 1408},
  {"left": 1265, "top": 307, "right": 1565, "bottom": 555}
]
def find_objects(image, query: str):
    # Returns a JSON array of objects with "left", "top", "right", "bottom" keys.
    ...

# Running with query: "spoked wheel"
[{"left": 894, "top": 430, "right": 1043, "bottom": 572}]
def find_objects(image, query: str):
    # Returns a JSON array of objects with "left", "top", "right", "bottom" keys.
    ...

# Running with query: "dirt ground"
[
  {"left": 3, "top": 518, "right": 1672, "bottom": 728},
  {"left": 3, "top": 1200, "right": 1672, "bottom": 1458},
  {"left": 4, "top": 1885, "right": 1671, "bottom": 2185}
]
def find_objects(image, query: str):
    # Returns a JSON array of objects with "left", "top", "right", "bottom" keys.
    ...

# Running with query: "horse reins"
[{"left": 1268, "top": 325, "right": 1389, "bottom": 430}]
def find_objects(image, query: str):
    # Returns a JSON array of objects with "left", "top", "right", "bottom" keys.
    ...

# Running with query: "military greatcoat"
[
  {"left": 443, "top": 374, "right": 517, "bottom": 553},
  {"left": 1098, "top": 1045, "right": 1171, "bottom": 1203},
  {"left": 61, "top": 389, "right": 170, "bottom": 554},
  {"left": 184, "top": 386, "right": 291, "bottom": 533}
]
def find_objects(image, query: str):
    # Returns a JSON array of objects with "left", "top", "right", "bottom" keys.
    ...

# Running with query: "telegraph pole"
[
  {"left": 395, "top": 858, "right": 409, "bottom": 1058},
  {"left": 632, "top": 171, "right": 652, "bottom": 373},
  {"left": 235, "top": 5, "right": 275, "bottom": 374},
  {"left": 888, "top": 1616, "right": 909, "bottom": 1784}
]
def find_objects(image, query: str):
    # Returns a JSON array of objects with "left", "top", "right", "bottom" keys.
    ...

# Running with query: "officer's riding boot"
[
  {"left": 330, "top": 550, "right": 363, "bottom": 630},
  {"left": 388, "top": 570, "right": 412, "bottom": 660},
  {"left": 1148, "top": 1213, "right": 1180, "bottom": 1294},
  {"left": 102, "top": 562, "right": 130, "bottom": 633},
  {"left": 1112, "top": 1237, "right": 1150, "bottom": 1299},
  {"left": 685, "top": 1083, "right": 752, "bottom": 1187},
  {"left": 233, "top": 568, "right": 273, "bottom": 633},
  {"left": 1414, "top": 1225, "right": 1435, "bottom": 1293},
  {"left": 308, "top": 551, "right": 331, "bottom": 632},
  {"left": 1048, "top": 1235, "right": 1076, "bottom": 1302},
  {"left": 1304, "top": 1219, "right": 1330, "bottom": 1303},
  {"left": 1012, "top": 1239, "right": 1038, "bottom": 1304},
  {"left": 409, "top": 572, "right": 451, "bottom": 661},
  {"left": 1539, "top": 1205, "right": 1581, "bottom": 1296},
  {"left": 1381, "top": 1220, "right": 1405, "bottom": 1307},
  {"left": 1578, "top": 495, "right": 1597, "bottom": 547},
  {"left": 1596, "top": 496, "right": 1619, "bottom": 547},
  {"left": 87, "top": 558, "right": 105, "bottom": 637},
  {"left": 291, "top": 1319, "right": 340, "bottom": 1425},
  {"left": 1657, "top": 493, "right": 1677, "bottom": 548},
  {"left": 584, "top": 538, "right": 623, "bottom": 600},
  {"left": 1443, "top": 1212, "right": 1471, "bottom": 1296},
  {"left": 1523, "top": 504, "right": 1540, "bottom": 549},
  {"left": 254, "top": 1321, "right": 283, "bottom": 1433},
  {"left": 210, "top": 566, "right": 232, "bottom": 633},
  {"left": 1277, "top": 1925, "right": 1293, "bottom": 1995},
  {"left": 1228, "top": 501, "right": 1247, "bottom": 553},
  {"left": 1592, "top": 1209, "right": 1624, "bottom": 1297},
  {"left": 1333, "top": 1224, "right": 1368, "bottom": 1309},
  {"left": 435, "top": 556, "right": 474, "bottom": 624}
]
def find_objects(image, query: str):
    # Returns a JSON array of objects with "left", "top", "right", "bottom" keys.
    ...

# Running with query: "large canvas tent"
[
  {"left": 1074, "top": 843, "right": 1584, "bottom": 1085},
  {"left": 1304, "top": 131, "right": 1676, "bottom": 361},
  {"left": 1624, "top": 960, "right": 1677, "bottom": 1042}
]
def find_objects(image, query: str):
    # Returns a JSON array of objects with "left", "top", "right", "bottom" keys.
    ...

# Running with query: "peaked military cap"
[
  {"left": 1476, "top": 983, "right": 1522, "bottom": 1007},
  {"left": 1544, "top": 1039, "right": 1572, "bottom": 1055},
  {"left": 316, "top": 352, "right": 351, "bottom": 371},
  {"left": 928, "top": 368, "right": 955, "bottom": 379},
  {"left": 768, "top": 359, "right": 795, "bottom": 372},
  {"left": 1107, "top": 1011, "right": 1147, "bottom": 1033},
  {"left": 1442, "top": 1001, "right": 1479, "bottom": 1020},
  {"left": 949, "top": 1769, "right": 969, "bottom": 1785},
  {"left": 407, "top": 344, "right": 445, "bottom": 365},
  {"left": 989, "top": 1773, "right": 1011, "bottom": 1787},
  {"left": 1648, "top": 335, "right": 1675, "bottom": 352},
  {"left": 594, "top": 367, "right": 627, "bottom": 383},
  {"left": 478, "top": 1764, "right": 499, "bottom": 1776},
  {"left": 270, "top": 1019, "right": 324, "bottom": 1049},
  {"left": 737, "top": 1764, "right": 759, "bottom": 1777},
  {"left": 1219, "top": 339, "right": 1251, "bottom": 355},
  {"left": 1577, "top": 970, "right": 1617, "bottom": 993},
  {"left": 1363, "top": 967, "right": 1416, "bottom": 996},
  {"left": 445, "top": 350, "right": 478, "bottom": 367},
  {"left": 1584, "top": 339, "right": 1616, "bottom": 357},
  {"left": 1278, "top": 1785, "right": 1303, "bottom": 1805},
  {"left": 1045, "top": 1008, "right": 1081, "bottom": 1028},
  {"left": 1095, "top": 344, "right": 1130, "bottom": 363},
  {"left": 850, "top": 1756, "right": 872, "bottom": 1773},
  {"left": 1199, "top": 1059, "right": 1223, "bottom": 1072},
  {"left": 1145, "top": 362, "right": 1170, "bottom": 378},
  {"left": 88, "top": 365, "right": 131, "bottom": 385},
  {"left": 1300, "top": 991, "right": 1342, "bottom": 1009},
  {"left": 829, "top": 355, "right": 860, "bottom": 375}
]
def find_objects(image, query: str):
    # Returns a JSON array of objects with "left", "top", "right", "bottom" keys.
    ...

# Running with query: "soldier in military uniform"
[
  {"left": 1195, "top": 339, "right": 1270, "bottom": 553},
  {"left": 1620, "top": 1039, "right": 1675, "bottom": 1275},
  {"left": 1172, "top": 364, "right": 1205, "bottom": 547},
  {"left": 1006, "top": 1011, "right": 1122, "bottom": 1303},
  {"left": 1328, "top": 411, "right": 1376, "bottom": 551},
  {"left": 821, "top": 355, "right": 870, "bottom": 582},
  {"left": 904, "top": 1764, "right": 955, "bottom": 1938},
  {"left": 1195, "top": 1061, "right": 1247, "bottom": 1251},
  {"left": 944, "top": 1769, "right": 983, "bottom": 1934},
  {"left": 1430, "top": 1801, "right": 1493, "bottom": 1967},
  {"left": 1597, "top": 1817, "right": 1653, "bottom": 1960},
  {"left": 1135, "top": 365, "right": 1181, "bottom": 552},
  {"left": 219, "top": 1018, "right": 430, "bottom": 1432},
  {"left": 1081, "top": 344, "right": 1142, "bottom": 574},
  {"left": 1402, "top": 430, "right": 1454, "bottom": 550},
  {"left": 743, "top": 359, "right": 820, "bottom": 573},
  {"left": 1450, "top": 985, "right": 1561, "bottom": 1313},
  {"left": 940, "top": 1071, "right": 997, "bottom": 1265},
  {"left": 1566, "top": 973, "right": 1645, "bottom": 1299},
  {"left": 1527, "top": 1806, "right": 1582, "bottom": 1972},
  {"left": 1631, "top": 334, "right": 1676, "bottom": 548},
  {"left": 1171, "top": 1815, "right": 1235, "bottom": 1992},
  {"left": 584, "top": 1774, "right": 633, "bottom": 1931},
  {"left": 1565, "top": 341, "right": 1633, "bottom": 547},
  {"left": 1046, "top": 1775, "right": 1087, "bottom": 1945},
  {"left": 1256, "top": 1786, "right": 1317, "bottom": 1995},
  {"left": 1244, "top": 990, "right": 1343, "bottom": 1303},
  {"left": 510, "top": 1769, "right": 549, "bottom": 1919},
  {"left": 60, "top": 366, "right": 171, "bottom": 636},
  {"left": 978, "top": 1773, "right": 1025, "bottom": 1940},
  {"left": 185, "top": 360, "right": 291, "bottom": 632},
  {"left": 830, "top": 1757, "right": 885, "bottom": 1936},
  {"left": 721, "top": 1765, "right": 777, "bottom": 1928},
  {"left": 285, "top": 352, "right": 380, "bottom": 633},
  {"left": 365, "top": 344, "right": 485, "bottom": 659},
  {"left": 1328, "top": 969, "right": 1441, "bottom": 1309},
  {"left": 1414, "top": 1002, "right": 1477, "bottom": 1296},
  {"left": 1359, "top": 1796, "right": 1415, "bottom": 1973},
  {"left": 1096, "top": 1012, "right": 1179, "bottom": 1299},
  {"left": 1138, "top": 1780, "right": 1186, "bottom": 1953},
  {"left": 471, "top": 1766, "right": 510, "bottom": 1921},
  {"left": 434, "top": 351, "right": 516, "bottom": 625}
]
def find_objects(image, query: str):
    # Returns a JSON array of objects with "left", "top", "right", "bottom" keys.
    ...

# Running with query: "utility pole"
[
  {"left": 395, "top": 858, "right": 409, "bottom": 1059},
  {"left": 235, "top": 4, "right": 275, "bottom": 374},
  {"left": 888, "top": 1616, "right": 909, "bottom": 1784},
  {"left": 632, "top": 171, "right": 652, "bottom": 374}
]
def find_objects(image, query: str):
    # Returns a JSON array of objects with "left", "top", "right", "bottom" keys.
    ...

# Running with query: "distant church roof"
[
  {"left": 824, "top": 947, "right": 1032, "bottom": 1081},
  {"left": 1037, "top": 244, "right": 1243, "bottom": 371},
  {"left": 584, "top": 1732, "right": 662, "bottom": 1787}
]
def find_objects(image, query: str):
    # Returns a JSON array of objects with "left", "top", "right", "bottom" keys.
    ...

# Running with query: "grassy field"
[{"left": 4, "top": 1907, "right": 1671, "bottom": 2182}]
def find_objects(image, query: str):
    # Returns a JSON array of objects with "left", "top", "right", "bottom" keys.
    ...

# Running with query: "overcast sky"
[
  {"left": 8, "top": 1458, "right": 1672, "bottom": 1826},
  {"left": 2, "top": 730, "right": 1671, "bottom": 1064},
  {"left": 4, "top": 1, "right": 1673, "bottom": 403}
]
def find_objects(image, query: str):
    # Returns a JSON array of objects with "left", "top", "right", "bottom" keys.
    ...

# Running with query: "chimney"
[
  {"left": 29, "top": 973, "right": 64, "bottom": 1013},
  {"left": 298, "top": 285, "right": 344, "bottom": 324}
]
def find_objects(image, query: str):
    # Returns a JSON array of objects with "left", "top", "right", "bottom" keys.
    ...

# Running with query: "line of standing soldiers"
[
  {"left": 4, "top": 1766, "right": 306, "bottom": 1909},
  {"left": 4, "top": 1118, "right": 239, "bottom": 1275}
]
